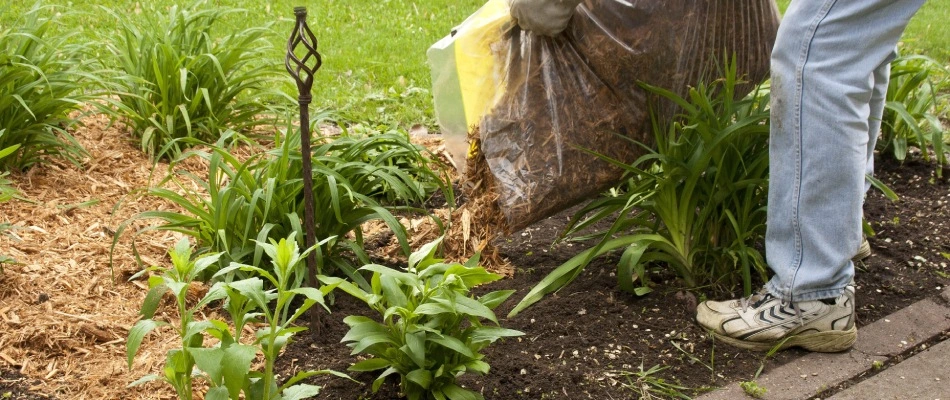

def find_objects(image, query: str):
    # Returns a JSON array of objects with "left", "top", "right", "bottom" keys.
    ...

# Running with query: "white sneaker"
[
  {"left": 853, "top": 237, "right": 871, "bottom": 262},
  {"left": 696, "top": 286, "right": 857, "bottom": 352}
]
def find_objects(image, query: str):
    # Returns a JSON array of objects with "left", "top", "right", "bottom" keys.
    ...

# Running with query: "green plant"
[
  {"left": 101, "top": 3, "right": 289, "bottom": 160},
  {"left": 127, "top": 235, "right": 347, "bottom": 399},
  {"left": 322, "top": 237, "right": 523, "bottom": 400},
  {"left": 0, "top": 144, "right": 18, "bottom": 201},
  {"left": 0, "top": 7, "right": 93, "bottom": 171},
  {"left": 740, "top": 381, "right": 767, "bottom": 398},
  {"left": 0, "top": 143, "right": 19, "bottom": 272},
  {"left": 614, "top": 362, "right": 691, "bottom": 400},
  {"left": 879, "top": 54, "right": 949, "bottom": 177},
  {"left": 510, "top": 61, "right": 771, "bottom": 316},
  {"left": 113, "top": 119, "right": 449, "bottom": 286}
]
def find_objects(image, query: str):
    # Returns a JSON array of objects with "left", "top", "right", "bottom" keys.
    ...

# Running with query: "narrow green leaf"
[
  {"left": 477, "top": 290, "right": 515, "bottom": 310},
  {"left": 465, "top": 360, "right": 490, "bottom": 375},
  {"left": 126, "top": 319, "right": 167, "bottom": 368},
  {"left": 221, "top": 344, "right": 257, "bottom": 398},
  {"left": 188, "top": 347, "right": 225, "bottom": 384},
  {"left": 139, "top": 284, "right": 167, "bottom": 319},
  {"left": 470, "top": 327, "right": 524, "bottom": 344},
  {"left": 428, "top": 335, "right": 475, "bottom": 358},
  {"left": 127, "top": 374, "right": 161, "bottom": 388},
  {"left": 204, "top": 387, "right": 229, "bottom": 400},
  {"left": 453, "top": 295, "right": 498, "bottom": 324},
  {"left": 403, "top": 330, "right": 426, "bottom": 368},
  {"left": 372, "top": 367, "right": 399, "bottom": 393},
  {"left": 280, "top": 383, "right": 322, "bottom": 400},
  {"left": 349, "top": 358, "right": 391, "bottom": 372},
  {"left": 442, "top": 383, "right": 482, "bottom": 400},
  {"left": 406, "top": 369, "right": 433, "bottom": 389},
  {"left": 509, "top": 236, "right": 639, "bottom": 317}
]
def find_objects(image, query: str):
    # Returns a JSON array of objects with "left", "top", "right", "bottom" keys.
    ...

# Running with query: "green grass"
[
  {"left": 1, "top": 0, "right": 483, "bottom": 130},
  {"left": 1, "top": 1, "right": 945, "bottom": 129},
  {"left": 774, "top": 0, "right": 949, "bottom": 61}
]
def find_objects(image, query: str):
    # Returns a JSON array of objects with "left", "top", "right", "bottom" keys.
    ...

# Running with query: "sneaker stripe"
[
  {"left": 831, "top": 314, "right": 852, "bottom": 330},
  {"left": 779, "top": 305, "right": 797, "bottom": 317},
  {"left": 737, "top": 322, "right": 798, "bottom": 340}
]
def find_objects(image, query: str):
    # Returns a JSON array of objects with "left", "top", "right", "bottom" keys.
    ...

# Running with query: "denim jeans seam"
[{"left": 787, "top": 0, "right": 840, "bottom": 302}]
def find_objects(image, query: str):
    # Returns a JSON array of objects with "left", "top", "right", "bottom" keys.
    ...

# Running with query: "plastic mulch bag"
[{"left": 429, "top": 0, "right": 780, "bottom": 233}]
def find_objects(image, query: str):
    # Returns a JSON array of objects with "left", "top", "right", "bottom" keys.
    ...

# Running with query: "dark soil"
[
  {"left": 278, "top": 155, "right": 950, "bottom": 399},
  {"left": 0, "top": 369, "right": 53, "bottom": 400}
]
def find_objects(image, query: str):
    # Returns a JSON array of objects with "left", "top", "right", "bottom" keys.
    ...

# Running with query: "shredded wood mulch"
[
  {"left": 0, "top": 111, "right": 206, "bottom": 399},
  {"left": 0, "top": 111, "right": 505, "bottom": 399}
]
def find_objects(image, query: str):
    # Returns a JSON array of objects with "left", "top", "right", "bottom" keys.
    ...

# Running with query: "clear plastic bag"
[{"left": 430, "top": 0, "right": 780, "bottom": 232}]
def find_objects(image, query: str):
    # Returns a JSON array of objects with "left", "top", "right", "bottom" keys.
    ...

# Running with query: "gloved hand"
[{"left": 509, "top": 0, "right": 584, "bottom": 37}]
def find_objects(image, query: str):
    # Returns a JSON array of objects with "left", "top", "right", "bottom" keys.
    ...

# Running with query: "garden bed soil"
[
  {"left": 0, "top": 111, "right": 947, "bottom": 400},
  {"left": 278, "top": 156, "right": 950, "bottom": 399}
]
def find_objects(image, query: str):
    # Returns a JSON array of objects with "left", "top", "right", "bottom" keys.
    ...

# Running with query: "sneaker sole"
[{"left": 712, "top": 326, "right": 857, "bottom": 353}]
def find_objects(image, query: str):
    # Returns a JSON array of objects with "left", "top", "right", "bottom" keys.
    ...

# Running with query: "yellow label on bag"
[{"left": 454, "top": 0, "right": 511, "bottom": 128}]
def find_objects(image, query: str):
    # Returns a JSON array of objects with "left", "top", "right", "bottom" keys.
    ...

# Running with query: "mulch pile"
[{"left": 0, "top": 111, "right": 193, "bottom": 399}]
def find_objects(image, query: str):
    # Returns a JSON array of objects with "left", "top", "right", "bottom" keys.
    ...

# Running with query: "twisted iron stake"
[{"left": 286, "top": 6, "right": 323, "bottom": 331}]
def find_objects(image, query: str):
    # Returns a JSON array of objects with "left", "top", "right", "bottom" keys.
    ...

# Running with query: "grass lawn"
[
  {"left": 774, "top": 0, "right": 949, "bottom": 60},
  {"left": 2, "top": 1, "right": 946, "bottom": 130}
]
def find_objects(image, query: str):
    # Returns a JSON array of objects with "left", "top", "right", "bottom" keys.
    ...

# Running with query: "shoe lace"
[
  {"left": 738, "top": 288, "right": 770, "bottom": 313},
  {"left": 739, "top": 289, "right": 807, "bottom": 327}
]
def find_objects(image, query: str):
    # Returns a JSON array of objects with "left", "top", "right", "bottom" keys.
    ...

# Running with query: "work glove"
[{"left": 509, "top": 0, "right": 584, "bottom": 37}]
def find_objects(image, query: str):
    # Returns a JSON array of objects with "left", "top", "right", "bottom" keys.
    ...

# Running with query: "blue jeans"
[{"left": 765, "top": 0, "right": 925, "bottom": 301}]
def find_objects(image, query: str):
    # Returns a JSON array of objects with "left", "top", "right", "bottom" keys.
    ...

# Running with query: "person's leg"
[
  {"left": 854, "top": 54, "right": 895, "bottom": 261},
  {"left": 697, "top": 0, "right": 924, "bottom": 352},
  {"left": 865, "top": 52, "right": 897, "bottom": 193},
  {"left": 765, "top": 0, "right": 923, "bottom": 302}
]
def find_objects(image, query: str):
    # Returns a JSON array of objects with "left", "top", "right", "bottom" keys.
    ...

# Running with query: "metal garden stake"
[{"left": 286, "top": 6, "right": 322, "bottom": 330}]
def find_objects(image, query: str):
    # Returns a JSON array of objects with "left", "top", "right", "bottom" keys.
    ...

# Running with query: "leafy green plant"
[
  {"left": 0, "top": 143, "right": 19, "bottom": 272},
  {"left": 740, "top": 381, "right": 767, "bottom": 398},
  {"left": 322, "top": 237, "right": 523, "bottom": 400},
  {"left": 0, "top": 144, "right": 18, "bottom": 201},
  {"left": 100, "top": 3, "right": 289, "bottom": 160},
  {"left": 127, "top": 235, "right": 348, "bottom": 399},
  {"left": 0, "top": 7, "right": 94, "bottom": 170},
  {"left": 510, "top": 61, "right": 771, "bottom": 316},
  {"left": 879, "top": 54, "right": 949, "bottom": 177},
  {"left": 114, "top": 119, "right": 449, "bottom": 286},
  {"left": 614, "top": 363, "right": 692, "bottom": 400}
]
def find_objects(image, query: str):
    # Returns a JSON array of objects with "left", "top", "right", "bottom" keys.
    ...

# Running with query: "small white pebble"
[
  {"left": 800, "top": 374, "right": 807, "bottom": 378},
  {"left": 520, "top": 368, "right": 527, "bottom": 375}
]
